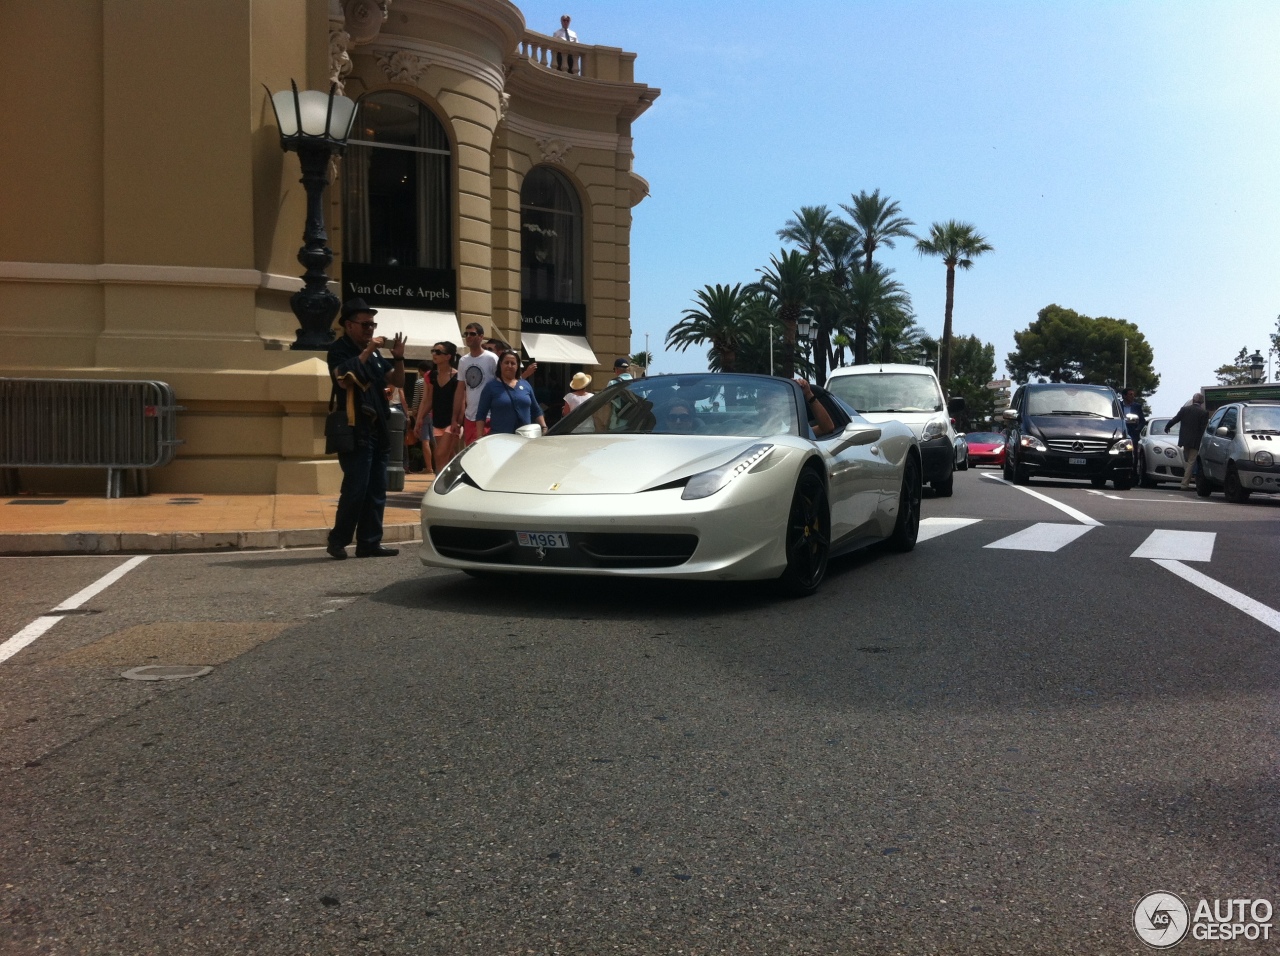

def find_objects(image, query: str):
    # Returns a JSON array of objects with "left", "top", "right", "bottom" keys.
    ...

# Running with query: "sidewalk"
[{"left": 0, "top": 473, "right": 433, "bottom": 556}]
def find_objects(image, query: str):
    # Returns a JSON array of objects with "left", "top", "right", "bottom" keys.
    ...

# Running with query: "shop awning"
[
  {"left": 522, "top": 332, "right": 599, "bottom": 366},
  {"left": 367, "top": 308, "right": 464, "bottom": 360}
]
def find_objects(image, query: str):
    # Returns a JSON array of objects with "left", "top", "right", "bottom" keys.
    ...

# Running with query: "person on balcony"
[{"left": 553, "top": 15, "right": 579, "bottom": 73}]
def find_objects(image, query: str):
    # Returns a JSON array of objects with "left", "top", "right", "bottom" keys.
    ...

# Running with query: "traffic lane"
[
  {"left": 0, "top": 546, "right": 430, "bottom": 770},
  {"left": 2, "top": 539, "right": 1278, "bottom": 952},
  {"left": 922, "top": 467, "right": 1061, "bottom": 523},
  {"left": 0, "top": 555, "right": 141, "bottom": 642}
]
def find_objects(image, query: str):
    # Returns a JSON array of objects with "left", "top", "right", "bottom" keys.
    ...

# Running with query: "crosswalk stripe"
[
  {"left": 1131, "top": 530, "right": 1216, "bottom": 562},
  {"left": 984, "top": 522, "right": 1095, "bottom": 552},
  {"left": 918, "top": 517, "right": 982, "bottom": 542},
  {"left": 1153, "top": 560, "right": 1280, "bottom": 634}
]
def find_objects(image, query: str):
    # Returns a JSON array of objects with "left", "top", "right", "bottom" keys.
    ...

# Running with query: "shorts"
[
  {"left": 462, "top": 418, "right": 487, "bottom": 445},
  {"left": 432, "top": 426, "right": 450, "bottom": 439}
]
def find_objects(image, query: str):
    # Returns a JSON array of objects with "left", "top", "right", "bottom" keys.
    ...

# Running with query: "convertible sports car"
[{"left": 420, "top": 373, "right": 922, "bottom": 595}]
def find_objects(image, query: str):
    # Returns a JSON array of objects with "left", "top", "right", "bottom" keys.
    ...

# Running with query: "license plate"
[
  {"left": 1069, "top": 457, "right": 1086, "bottom": 465},
  {"left": 517, "top": 531, "right": 569, "bottom": 549}
]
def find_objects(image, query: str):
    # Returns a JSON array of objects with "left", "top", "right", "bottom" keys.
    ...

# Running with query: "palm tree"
[
  {"left": 839, "top": 191, "right": 916, "bottom": 364},
  {"left": 629, "top": 351, "right": 654, "bottom": 374},
  {"left": 750, "top": 250, "right": 812, "bottom": 378},
  {"left": 778, "top": 207, "right": 853, "bottom": 384},
  {"left": 915, "top": 220, "right": 993, "bottom": 391},
  {"left": 778, "top": 205, "right": 839, "bottom": 262},
  {"left": 666, "top": 283, "right": 752, "bottom": 372},
  {"left": 846, "top": 264, "right": 914, "bottom": 368}
]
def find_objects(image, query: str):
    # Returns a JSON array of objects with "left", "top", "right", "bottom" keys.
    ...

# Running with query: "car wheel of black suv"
[{"left": 1090, "top": 477, "right": 1107, "bottom": 488}]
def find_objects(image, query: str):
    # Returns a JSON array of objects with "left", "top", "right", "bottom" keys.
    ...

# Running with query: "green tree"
[
  {"left": 948, "top": 334, "right": 998, "bottom": 429},
  {"left": 915, "top": 220, "right": 993, "bottom": 394},
  {"left": 666, "top": 283, "right": 754, "bottom": 373},
  {"left": 1213, "top": 347, "right": 1256, "bottom": 386},
  {"left": 629, "top": 351, "right": 654, "bottom": 373},
  {"left": 1007, "top": 304, "right": 1159, "bottom": 394},
  {"left": 840, "top": 190, "right": 915, "bottom": 363},
  {"left": 751, "top": 249, "right": 812, "bottom": 378}
]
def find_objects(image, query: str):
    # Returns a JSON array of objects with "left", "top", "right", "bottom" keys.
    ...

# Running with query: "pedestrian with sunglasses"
[
  {"left": 453, "top": 322, "right": 499, "bottom": 446},
  {"left": 325, "top": 298, "right": 406, "bottom": 560},
  {"left": 476, "top": 350, "right": 547, "bottom": 435},
  {"left": 417, "top": 341, "right": 460, "bottom": 472}
]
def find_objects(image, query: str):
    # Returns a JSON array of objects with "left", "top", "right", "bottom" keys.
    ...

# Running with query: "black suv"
[{"left": 1001, "top": 383, "right": 1136, "bottom": 489}]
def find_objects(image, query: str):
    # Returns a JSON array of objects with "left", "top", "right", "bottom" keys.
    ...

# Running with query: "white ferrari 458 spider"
[{"left": 420, "top": 373, "right": 922, "bottom": 595}]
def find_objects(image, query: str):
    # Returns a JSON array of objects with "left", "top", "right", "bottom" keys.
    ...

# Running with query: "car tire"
[
  {"left": 1195, "top": 461, "right": 1213, "bottom": 498},
  {"left": 1137, "top": 451, "right": 1158, "bottom": 488},
  {"left": 886, "top": 454, "right": 921, "bottom": 553},
  {"left": 932, "top": 473, "right": 954, "bottom": 497},
  {"left": 1090, "top": 477, "right": 1107, "bottom": 488},
  {"left": 778, "top": 469, "right": 830, "bottom": 597},
  {"left": 1113, "top": 476, "right": 1133, "bottom": 491},
  {"left": 1224, "top": 463, "right": 1251, "bottom": 503},
  {"left": 956, "top": 451, "right": 968, "bottom": 472},
  {"left": 1003, "top": 457, "right": 1014, "bottom": 482}
]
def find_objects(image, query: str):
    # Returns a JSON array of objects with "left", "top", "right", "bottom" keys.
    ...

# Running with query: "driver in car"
[{"left": 796, "top": 379, "right": 836, "bottom": 438}]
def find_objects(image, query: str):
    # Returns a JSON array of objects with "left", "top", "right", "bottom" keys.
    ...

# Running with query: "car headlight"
[
  {"left": 1019, "top": 434, "right": 1046, "bottom": 452},
  {"left": 922, "top": 419, "right": 948, "bottom": 441},
  {"left": 1164, "top": 446, "right": 1178, "bottom": 458},
  {"left": 1255, "top": 450, "right": 1275, "bottom": 467},
  {"left": 1110, "top": 438, "right": 1133, "bottom": 455},
  {"left": 433, "top": 445, "right": 475, "bottom": 495},
  {"left": 681, "top": 443, "right": 774, "bottom": 500}
]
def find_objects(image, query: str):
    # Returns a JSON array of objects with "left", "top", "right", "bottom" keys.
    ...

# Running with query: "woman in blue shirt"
[{"left": 476, "top": 350, "right": 547, "bottom": 435}]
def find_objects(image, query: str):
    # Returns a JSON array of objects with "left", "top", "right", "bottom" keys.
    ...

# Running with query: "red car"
[{"left": 964, "top": 431, "right": 1006, "bottom": 468}]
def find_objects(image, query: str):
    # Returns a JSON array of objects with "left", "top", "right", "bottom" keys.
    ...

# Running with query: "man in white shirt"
[
  {"left": 553, "top": 14, "right": 578, "bottom": 73},
  {"left": 553, "top": 14, "right": 577, "bottom": 42},
  {"left": 452, "top": 321, "right": 499, "bottom": 446}
]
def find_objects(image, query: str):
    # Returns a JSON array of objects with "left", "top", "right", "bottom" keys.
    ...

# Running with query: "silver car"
[
  {"left": 1136, "top": 417, "right": 1185, "bottom": 486},
  {"left": 1196, "top": 401, "right": 1280, "bottom": 502}
]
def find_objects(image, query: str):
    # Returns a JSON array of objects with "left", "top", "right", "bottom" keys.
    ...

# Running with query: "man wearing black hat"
[
  {"left": 608, "top": 357, "right": 632, "bottom": 387},
  {"left": 325, "top": 298, "right": 406, "bottom": 559}
]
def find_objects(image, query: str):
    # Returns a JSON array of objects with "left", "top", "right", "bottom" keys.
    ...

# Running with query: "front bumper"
[
  {"left": 1020, "top": 449, "right": 1133, "bottom": 481},
  {"left": 1236, "top": 460, "right": 1280, "bottom": 493}
]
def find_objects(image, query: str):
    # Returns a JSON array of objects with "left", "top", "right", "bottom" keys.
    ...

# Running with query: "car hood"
[
  {"left": 459, "top": 434, "right": 770, "bottom": 494},
  {"left": 1026, "top": 415, "right": 1124, "bottom": 441}
]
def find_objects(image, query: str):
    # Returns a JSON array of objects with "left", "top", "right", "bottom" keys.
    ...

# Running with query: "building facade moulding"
[
  {"left": 362, "top": 36, "right": 505, "bottom": 97},
  {"left": 500, "top": 112, "right": 621, "bottom": 154},
  {"left": 504, "top": 59, "right": 659, "bottom": 123},
  {"left": 374, "top": 49, "right": 430, "bottom": 85},
  {"left": 0, "top": 261, "right": 335, "bottom": 294}
]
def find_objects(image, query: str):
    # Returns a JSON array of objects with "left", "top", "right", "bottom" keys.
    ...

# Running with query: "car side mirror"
[
  {"left": 516, "top": 424, "right": 543, "bottom": 439},
  {"left": 837, "top": 423, "right": 882, "bottom": 447},
  {"left": 1125, "top": 412, "right": 1139, "bottom": 423},
  {"left": 1001, "top": 408, "right": 1018, "bottom": 422},
  {"left": 1215, "top": 426, "right": 1230, "bottom": 438}
]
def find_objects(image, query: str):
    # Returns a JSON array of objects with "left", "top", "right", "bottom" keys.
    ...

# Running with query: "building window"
[
  {"left": 521, "top": 166, "right": 582, "bottom": 303},
  {"left": 343, "top": 91, "right": 451, "bottom": 268}
]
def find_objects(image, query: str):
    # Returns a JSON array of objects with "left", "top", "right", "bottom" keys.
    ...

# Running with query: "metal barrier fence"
[{"left": 0, "top": 378, "right": 183, "bottom": 498}]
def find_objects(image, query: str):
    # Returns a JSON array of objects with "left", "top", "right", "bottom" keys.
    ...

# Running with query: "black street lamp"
[
  {"left": 267, "top": 81, "right": 358, "bottom": 350},
  {"left": 1248, "top": 350, "right": 1266, "bottom": 384}
]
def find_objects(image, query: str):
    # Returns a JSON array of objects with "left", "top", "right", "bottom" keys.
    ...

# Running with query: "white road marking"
[
  {"left": 918, "top": 517, "right": 983, "bottom": 542},
  {"left": 985, "top": 522, "right": 1095, "bottom": 552},
  {"left": 1153, "top": 559, "right": 1280, "bottom": 634},
  {"left": 979, "top": 473, "right": 1103, "bottom": 526},
  {"left": 1131, "top": 530, "right": 1216, "bottom": 562},
  {"left": 1085, "top": 489, "right": 1124, "bottom": 500},
  {"left": 0, "top": 555, "right": 150, "bottom": 664}
]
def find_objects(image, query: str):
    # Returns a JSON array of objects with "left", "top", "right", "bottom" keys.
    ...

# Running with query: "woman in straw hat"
[{"left": 563, "top": 371, "right": 593, "bottom": 418}]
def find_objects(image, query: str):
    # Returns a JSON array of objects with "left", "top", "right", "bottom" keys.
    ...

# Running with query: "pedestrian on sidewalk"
[
  {"left": 421, "top": 341, "right": 460, "bottom": 472},
  {"left": 325, "top": 298, "right": 405, "bottom": 560},
  {"left": 1165, "top": 392, "right": 1209, "bottom": 490},
  {"left": 453, "top": 322, "right": 499, "bottom": 447},
  {"left": 476, "top": 351, "right": 546, "bottom": 435},
  {"left": 562, "top": 371, "right": 592, "bottom": 418}
]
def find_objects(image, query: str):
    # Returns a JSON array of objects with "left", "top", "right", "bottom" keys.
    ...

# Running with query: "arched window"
[
  {"left": 343, "top": 91, "right": 451, "bottom": 268},
  {"left": 520, "top": 166, "right": 582, "bottom": 304}
]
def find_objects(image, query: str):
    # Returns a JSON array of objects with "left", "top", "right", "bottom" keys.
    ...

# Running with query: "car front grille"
[
  {"left": 430, "top": 525, "right": 698, "bottom": 569},
  {"left": 1045, "top": 438, "right": 1111, "bottom": 454}
]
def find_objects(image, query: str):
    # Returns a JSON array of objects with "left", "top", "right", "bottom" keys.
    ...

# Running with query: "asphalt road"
[{"left": 2, "top": 469, "right": 1279, "bottom": 955}]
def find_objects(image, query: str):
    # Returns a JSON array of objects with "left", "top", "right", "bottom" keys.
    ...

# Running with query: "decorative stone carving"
[
  {"left": 329, "top": 28, "right": 353, "bottom": 91},
  {"left": 499, "top": 92, "right": 511, "bottom": 122},
  {"left": 375, "top": 50, "right": 429, "bottom": 86},
  {"left": 537, "top": 137, "right": 572, "bottom": 164},
  {"left": 344, "top": 0, "right": 391, "bottom": 45}
]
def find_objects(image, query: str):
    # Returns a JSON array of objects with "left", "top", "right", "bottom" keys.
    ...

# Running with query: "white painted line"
[
  {"left": 1131, "top": 530, "right": 1216, "bottom": 563},
  {"left": 985, "top": 522, "right": 1095, "bottom": 552},
  {"left": 918, "top": 517, "right": 982, "bottom": 543},
  {"left": 1153, "top": 559, "right": 1280, "bottom": 634},
  {"left": 1085, "top": 489, "right": 1124, "bottom": 500},
  {"left": 980, "top": 473, "right": 1103, "bottom": 526},
  {"left": 0, "top": 616, "right": 64, "bottom": 665},
  {"left": 0, "top": 555, "right": 150, "bottom": 664}
]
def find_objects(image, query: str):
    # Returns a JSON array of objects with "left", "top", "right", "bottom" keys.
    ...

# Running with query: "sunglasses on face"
[
  {"left": 353, "top": 321, "right": 377, "bottom": 329},
  {"left": 431, "top": 349, "right": 447, "bottom": 355},
  {"left": 465, "top": 330, "right": 482, "bottom": 337}
]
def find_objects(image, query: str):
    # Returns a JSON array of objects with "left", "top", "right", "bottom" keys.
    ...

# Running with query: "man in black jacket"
[
  {"left": 1165, "top": 392, "right": 1209, "bottom": 490},
  {"left": 326, "top": 298, "right": 406, "bottom": 559}
]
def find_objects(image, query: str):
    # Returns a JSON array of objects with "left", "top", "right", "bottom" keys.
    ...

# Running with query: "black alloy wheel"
[
  {"left": 1224, "top": 463, "right": 1251, "bottom": 503},
  {"left": 886, "top": 455, "right": 921, "bottom": 552},
  {"left": 778, "top": 469, "right": 831, "bottom": 597}
]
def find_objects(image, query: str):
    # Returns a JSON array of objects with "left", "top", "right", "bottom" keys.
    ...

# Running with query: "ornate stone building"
[{"left": 0, "top": 0, "right": 658, "bottom": 493}]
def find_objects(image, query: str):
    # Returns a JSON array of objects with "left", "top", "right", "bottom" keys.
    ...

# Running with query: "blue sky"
[{"left": 519, "top": 0, "right": 1280, "bottom": 412}]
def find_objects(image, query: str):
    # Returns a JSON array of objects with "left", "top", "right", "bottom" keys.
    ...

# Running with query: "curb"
[{"left": 0, "top": 521, "right": 421, "bottom": 557}]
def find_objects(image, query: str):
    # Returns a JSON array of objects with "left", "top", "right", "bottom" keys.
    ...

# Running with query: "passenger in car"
[{"left": 797, "top": 379, "right": 836, "bottom": 437}]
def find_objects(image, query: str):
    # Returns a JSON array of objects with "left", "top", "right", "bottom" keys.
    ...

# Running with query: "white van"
[{"left": 825, "top": 364, "right": 959, "bottom": 496}]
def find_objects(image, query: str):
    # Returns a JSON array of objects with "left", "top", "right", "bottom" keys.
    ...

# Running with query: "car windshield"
[
  {"left": 1147, "top": 418, "right": 1171, "bottom": 436},
  {"left": 965, "top": 432, "right": 1003, "bottom": 444},
  {"left": 826, "top": 372, "right": 942, "bottom": 413},
  {"left": 1026, "top": 387, "right": 1116, "bottom": 418},
  {"left": 550, "top": 374, "right": 800, "bottom": 437},
  {"left": 1243, "top": 406, "right": 1280, "bottom": 434}
]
